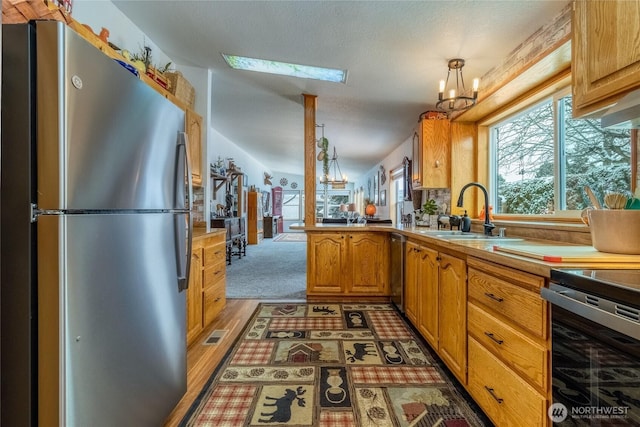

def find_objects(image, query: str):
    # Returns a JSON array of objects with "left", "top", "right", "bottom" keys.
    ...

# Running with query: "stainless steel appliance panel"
[
  {"left": 35, "top": 22, "right": 186, "bottom": 211},
  {"left": 390, "top": 233, "right": 405, "bottom": 312},
  {"left": 543, "top": 271, "right": 640, "bottom": 425},
  {"left": 40, "top": 213, "right": 187, "bottom": 426}
]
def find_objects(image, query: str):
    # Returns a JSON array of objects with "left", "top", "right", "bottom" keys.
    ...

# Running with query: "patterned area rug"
[
  {"left": 273, "top": 233, "right": 307, "bottom": 242},
  {"left": 180, "top": 303, "right": 489, "bottom": 426}
]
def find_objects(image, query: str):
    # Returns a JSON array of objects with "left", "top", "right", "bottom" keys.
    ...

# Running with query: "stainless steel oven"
[{"left": 541, "top": 269, "right": 640, "bottom": 426}]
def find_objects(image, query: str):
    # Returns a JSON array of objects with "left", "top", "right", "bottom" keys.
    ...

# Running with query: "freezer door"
[
  {"left": 35, "top": 22, "right": 186, "bottom": 211},
  {"left": 38, "top": 213, "right": 187, "bottom": 426}
]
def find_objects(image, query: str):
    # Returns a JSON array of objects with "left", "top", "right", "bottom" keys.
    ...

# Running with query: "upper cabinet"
[
  {"left": 572, "top": 0, "right": 640, "bottom": 117},
  {"left": 186, "top": 109, "right": 203, "bottom": 187},
  {"left": 412, "top": 118, "right": 450, "bottom": 189}
]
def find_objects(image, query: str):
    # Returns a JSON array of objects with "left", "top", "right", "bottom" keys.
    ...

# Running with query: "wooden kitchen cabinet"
[
  {"left": 404, "top": 240, "right": 466, "bottom": 384},
  {"left": 572, "top": 0, "right": 640, "bottom": 117},
  {"left": 307, "top": 232, "right": 389, "bottom": 296},
  {"left": 186, "top": 241, "right": 204, "bottom": 344},
  {"left": 307, "top": 233, "right": 346, "bottom": 294},
  {"left": 404, "top": 241, "right": 439, "bottom": 348},
  {"left": 437, "top": 253, "right": 467, "bottom": 384},
  {"left": 186, "top": 108, "right": 203, "bottom": 186},
  {"left": 186, "top": 232, "right": 226, "bottom": 346},
  {"left": 247, "top": 191, "right": 264, "bottom": 244},
  {"left": 466, "top": 257, "right": 549, "bottom": 427},
  {"left": 403, "top": 241, "right": 420, "bottom": 325},
  {"left": 412, "top": 118, "right": 450, "bottom": 189},
  {"left": 348, "top": 233, "right": 390, "bottom": 294}
]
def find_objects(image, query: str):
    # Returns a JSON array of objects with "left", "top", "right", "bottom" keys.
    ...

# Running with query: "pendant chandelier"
[
  {"left": 436, "top": 58, "right": 479, "bottom": 113},
  {"left": 321, "top": 147, "right": 347, "bottom": 189},
  {"left": 317, "top": 124, "right": 348, "bottom": 189}
]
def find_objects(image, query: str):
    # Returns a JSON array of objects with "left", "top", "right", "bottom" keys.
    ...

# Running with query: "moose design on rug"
[
  {"left": 344, "top": 341, "right": 382, "bottom": 364},
  {"left": 251, "top": 385, "right": 314, "bottom": 425}
]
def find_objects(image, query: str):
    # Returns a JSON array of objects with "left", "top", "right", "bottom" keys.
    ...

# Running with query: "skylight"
[{"left": 222, "top": 54, "right": 347, "bottom": 83}]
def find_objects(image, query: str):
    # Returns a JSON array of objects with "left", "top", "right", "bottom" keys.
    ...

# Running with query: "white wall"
[
  {"left": 208, "top": 127, "right": 272, "bottom": 208},
  {"left": 73, "top": 0, "right": 172, "bottom": 69},
  {"left": 354, "top": 134, "right": 413, "bottom": 221}
]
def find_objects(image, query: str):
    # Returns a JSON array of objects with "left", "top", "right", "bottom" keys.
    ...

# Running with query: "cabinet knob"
[{"left": 435, "top": 160, "right": 440, "bottom": 168}]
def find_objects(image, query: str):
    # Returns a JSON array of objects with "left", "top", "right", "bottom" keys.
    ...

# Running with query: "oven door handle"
[{"left": 541, "top": 287, "right": 640, "bottom": 341}]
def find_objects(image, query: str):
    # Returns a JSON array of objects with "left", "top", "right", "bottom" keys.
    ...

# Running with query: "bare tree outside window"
[{"left": 492, "top": 94, "right": 631, "bottom": 214}]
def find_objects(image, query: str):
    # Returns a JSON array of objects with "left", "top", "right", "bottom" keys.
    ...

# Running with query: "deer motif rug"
[{"left": 180, "top": 303, "right": 489, "bottom": 427}]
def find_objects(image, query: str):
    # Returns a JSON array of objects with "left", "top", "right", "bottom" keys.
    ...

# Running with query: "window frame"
[{"left": 487, "top": 85, "right": 634, "bottom": 219}]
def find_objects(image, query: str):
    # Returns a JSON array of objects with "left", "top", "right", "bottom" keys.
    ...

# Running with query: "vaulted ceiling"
[{"left": 112, "top": 0, "right": 570, "bottom": 179}]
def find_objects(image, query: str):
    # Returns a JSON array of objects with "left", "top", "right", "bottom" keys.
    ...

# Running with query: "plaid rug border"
[
  {"left": 179, "top": 303, "right": 492, "bottom": 426},
  {"left": 178, "top": 303, "right": 263, "bottom": 427}
]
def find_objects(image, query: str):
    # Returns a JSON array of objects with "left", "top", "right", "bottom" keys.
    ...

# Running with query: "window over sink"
[{"left": 489, "top": 87, "right": 633, "bottom": 215}]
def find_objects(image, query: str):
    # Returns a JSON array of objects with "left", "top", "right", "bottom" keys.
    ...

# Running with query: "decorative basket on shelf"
[{"left": 165, "top": 71, "right": 196, "bottom": 109}]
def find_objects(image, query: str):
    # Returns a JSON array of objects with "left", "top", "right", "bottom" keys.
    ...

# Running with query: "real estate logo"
[{"left": 548, "top": 403, "right": 568, "bottom": 423}]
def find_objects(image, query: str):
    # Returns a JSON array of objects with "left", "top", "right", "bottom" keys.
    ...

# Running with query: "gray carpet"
[{"left": 225, "top": 235, "right": 307, "bottom": 299}]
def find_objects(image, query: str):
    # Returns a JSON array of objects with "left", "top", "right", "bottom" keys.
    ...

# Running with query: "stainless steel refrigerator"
[{"left": 1, "top": 21, "right": 192, "bottom": 426}]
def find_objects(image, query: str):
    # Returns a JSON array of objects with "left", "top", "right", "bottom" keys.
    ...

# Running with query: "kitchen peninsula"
[{"left": 294, "top": 222, "right": 640, "bottom": 426}]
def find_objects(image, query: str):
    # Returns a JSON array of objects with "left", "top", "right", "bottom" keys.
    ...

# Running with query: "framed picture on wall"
[
  {"left": 373, "top": 172, "right": 379, "bottom": 204},
  {"left": 380, "top": 189, "right": 387, "bottom": 206}
]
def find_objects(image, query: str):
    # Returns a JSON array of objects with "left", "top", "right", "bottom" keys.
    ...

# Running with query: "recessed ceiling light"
[{"left": 222, "top": 54, "right": 347, "bottom": 83}]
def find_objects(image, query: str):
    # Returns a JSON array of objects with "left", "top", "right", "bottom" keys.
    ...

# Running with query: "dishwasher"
[{"left": 390, "top": 233, "right": 406, "bottom": 312}]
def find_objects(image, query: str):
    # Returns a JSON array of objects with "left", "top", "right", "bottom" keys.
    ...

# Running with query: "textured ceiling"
[{"left": 112, "top": 0, "right": 570, "bottom": 179}]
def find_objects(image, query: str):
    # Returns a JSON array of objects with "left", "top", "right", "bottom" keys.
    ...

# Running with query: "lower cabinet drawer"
[
  {"left": 468, "top": 337, "right": 546, "bottom": 427},
  {"left": 468, "top": 267, "right": 546, "bottom": 339},
  {"left": 203, "top": 282, "right": 225, "bottom": 326},
  {"left": 468, "top": 302, "right": 547, "bottom": 391},
  {"left": 204, "top": 241, "right": 226, "bottom": 265},
  {"left": 203, "top": 261, "right": 226, "bottom": 290}
]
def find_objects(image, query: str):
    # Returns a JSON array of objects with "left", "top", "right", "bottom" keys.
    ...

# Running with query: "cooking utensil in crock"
[
  {"left": 584, "top": 186, "right": 602, "bottom": 209},
  {"left": 603, "top": 192, "right": 628, "bottom": 209}
]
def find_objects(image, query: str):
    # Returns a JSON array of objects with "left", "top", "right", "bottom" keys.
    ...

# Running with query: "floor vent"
[{"left": 204, "top": 330, "right": 228, "bottom": 345}]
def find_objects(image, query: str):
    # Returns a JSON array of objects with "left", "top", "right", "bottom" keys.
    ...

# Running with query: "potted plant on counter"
[{"left": 415, "top": 199, "right": 438, "bottom": 227}]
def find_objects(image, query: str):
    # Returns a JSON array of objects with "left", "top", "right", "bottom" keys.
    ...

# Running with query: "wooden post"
[{"left": 303, "top": 94, "right": 317, "bottom": 226}]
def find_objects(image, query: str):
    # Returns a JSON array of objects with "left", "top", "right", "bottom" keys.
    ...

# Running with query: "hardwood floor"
[
  {"left": 164, "top": 299, "right": 259, "bottom": 426},
  {"left": 164, "top": 298, "right": 304, "bottom": 426}
]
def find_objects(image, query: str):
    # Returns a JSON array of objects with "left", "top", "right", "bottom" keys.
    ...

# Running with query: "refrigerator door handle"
[{"left": 176, "top": 132, "right": 193, "bottom": 291}]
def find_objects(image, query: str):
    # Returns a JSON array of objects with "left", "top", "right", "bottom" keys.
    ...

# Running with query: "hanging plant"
[{"left": 317, "top": 136, "right": 329, "bottom": 183}]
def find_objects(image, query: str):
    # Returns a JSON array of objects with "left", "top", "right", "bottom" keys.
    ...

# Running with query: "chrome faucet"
[{"left": 456, "top": 182, "right": 495, "bottom": 236}]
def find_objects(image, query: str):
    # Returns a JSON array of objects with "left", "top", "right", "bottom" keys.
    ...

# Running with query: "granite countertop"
[{"left": 292, "top": 223, "right": 640, "bottom": 278}]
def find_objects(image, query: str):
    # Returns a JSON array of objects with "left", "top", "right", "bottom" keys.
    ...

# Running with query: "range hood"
[{"left": 601, "top": 88, "right": 640, "bottom": 129}]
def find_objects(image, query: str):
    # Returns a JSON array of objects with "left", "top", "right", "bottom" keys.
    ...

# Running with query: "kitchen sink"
[
  {"left": 441, "top": 236, "right": 524, "bottom": 242},
  {"left": 412, "top": 229, "right": 523, "bottom": 242},
  {"left": 412, "top": 229, "right": 472, "bottom": 235}
]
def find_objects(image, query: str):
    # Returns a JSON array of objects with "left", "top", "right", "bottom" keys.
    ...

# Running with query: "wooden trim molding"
[{"left": 454, "top": 3, "right": 571, "bottom": 123}]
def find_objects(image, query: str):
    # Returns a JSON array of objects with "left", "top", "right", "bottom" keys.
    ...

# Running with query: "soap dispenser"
[{"left": 461, "top": 210, "right": 471, "bottom": 232}]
